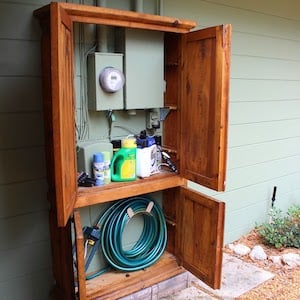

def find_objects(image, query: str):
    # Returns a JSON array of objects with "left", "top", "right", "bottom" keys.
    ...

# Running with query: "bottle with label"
[
  {"left": 93, "top": 152, "right": 105, "bottom": 186},
  {"left": 136, "top": 144, "right": 158, "bottom": 178},
  {"left": 110, "top": 138, "right": 136, "bottom": 182},
  {"left": 102, "top": 151, "right": 111, "bottom": 184}
]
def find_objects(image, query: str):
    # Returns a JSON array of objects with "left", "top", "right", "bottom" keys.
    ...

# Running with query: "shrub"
[{"left": 256, "top": 205, "right": 300, "bottom": 249}]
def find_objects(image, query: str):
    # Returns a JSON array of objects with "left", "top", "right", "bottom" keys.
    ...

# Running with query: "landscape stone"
[
  {"left": 269, "top": 255, "right": 282, "bottom": 266},
  {"left": 250, "top": 245, "right": 267, "bottom": 261},
  {"left": 231, "top": 243, "right": 251, "bottom": 256},
  {"left": 282, "top": 253, "right": 300, "bottom": 267}
]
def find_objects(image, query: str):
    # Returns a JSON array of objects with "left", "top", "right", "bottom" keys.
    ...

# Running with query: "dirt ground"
[{"left": 224, "top": 229, "right": 300, "bottom": 300}]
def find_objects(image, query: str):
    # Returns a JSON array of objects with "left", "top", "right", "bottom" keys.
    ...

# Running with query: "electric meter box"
[
  {"left": 87, "top": 52, "right": 124, "bottom": 111},
  {"left": 115, "top": 28, "right": 165, "bottom": 110}
]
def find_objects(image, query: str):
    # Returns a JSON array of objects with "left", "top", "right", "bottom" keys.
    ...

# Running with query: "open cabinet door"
[
  {"left": 177, "top": 187, "right": 225, "bottom": 289},
  {"left": 41, "top": 3, "right": 77, "bottom": 227},
  {"left": 180, "top": 25, "right": 231, "bottom": 191}
]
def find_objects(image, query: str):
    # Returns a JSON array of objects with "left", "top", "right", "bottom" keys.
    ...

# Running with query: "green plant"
[{"left": 256, "top": 205, "right": 300, "bottom": 249}]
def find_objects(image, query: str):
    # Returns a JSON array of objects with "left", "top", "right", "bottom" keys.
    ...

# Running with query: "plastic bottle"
[
  {"left": 111, "top": 139, "right": 121, "bottom": 155},
  {"left": 110, "top": 138, "right": 137, "bottom": 181},
  {"left": 136, "top": 144, "right": 158, "bottom": 178},
  {"left": 93, "top": 152, "right": 105, "bottom": 186},
  {"left": 102, "top": 151, "right": 111, "bottom": 184}
]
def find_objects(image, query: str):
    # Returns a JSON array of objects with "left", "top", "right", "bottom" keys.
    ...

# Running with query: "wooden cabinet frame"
[{"left": 34, "top": 2, "right": 231, "bottom": 299}]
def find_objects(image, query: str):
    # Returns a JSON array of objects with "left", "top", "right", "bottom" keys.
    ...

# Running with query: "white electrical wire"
[
  {"left": 84, "top": 239, "right": 89, "bottom": 259},
  {"left": 76, "top": 24, "right": 97, "bottom": 141}
]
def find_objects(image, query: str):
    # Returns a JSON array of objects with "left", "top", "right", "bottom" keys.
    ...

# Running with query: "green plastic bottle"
[{"left": 111, "top": 138, "right": 137, "bottom": 181}]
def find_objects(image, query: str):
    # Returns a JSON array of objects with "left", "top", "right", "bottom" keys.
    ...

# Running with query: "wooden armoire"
[{"left": 34, "top": 2, "right": 231, "bottom": 299}]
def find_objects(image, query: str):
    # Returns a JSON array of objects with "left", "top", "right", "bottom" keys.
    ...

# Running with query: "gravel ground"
[
  {"left": 238, "top": 269, "right": 300, "bottom": 299},
  {"left": 224, "top": 230, "right": 300, "bottom": 300}
]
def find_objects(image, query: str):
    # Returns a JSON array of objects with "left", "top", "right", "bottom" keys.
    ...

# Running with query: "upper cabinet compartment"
[
  {"left": 180, "top": 25, "right": 231, "bottom": 191},
  {"left": 34, "top": 2, "right": 197, "bottom": 227},
  {"left": 34, "top": 2, "right": 231, "bottom": 226}
]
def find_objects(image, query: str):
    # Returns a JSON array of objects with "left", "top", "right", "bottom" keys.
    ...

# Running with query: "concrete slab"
[
  {"left": 181, "top": 253, "right": 274, "bottom": 299},
  {"left": 120, "top": 272, "right": 189, "bottom": 300},
  {"left": 160, "top": 286, "right": 219, "bottom": 300},
  {"left": 122, "top": 253, "right": 275, "bottom": 299}
]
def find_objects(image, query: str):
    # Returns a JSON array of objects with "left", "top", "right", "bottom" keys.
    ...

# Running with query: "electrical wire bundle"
[{"left": 82, "top": 196, "right": 167, "bottom": 279}]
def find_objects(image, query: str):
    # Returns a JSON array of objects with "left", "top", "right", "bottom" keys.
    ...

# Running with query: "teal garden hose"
[{"left": 85, "top": 196, "right": 167, "bottom": 279}]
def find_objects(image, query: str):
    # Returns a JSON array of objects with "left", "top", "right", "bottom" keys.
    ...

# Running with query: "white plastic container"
[{"left": 136, "top": 144, "right": 158, "bottom": 178}]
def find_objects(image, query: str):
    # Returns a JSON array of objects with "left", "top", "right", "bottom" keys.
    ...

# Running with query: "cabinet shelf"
[{"left": 75, "top": 172, "right": 186, "bottom": 208}]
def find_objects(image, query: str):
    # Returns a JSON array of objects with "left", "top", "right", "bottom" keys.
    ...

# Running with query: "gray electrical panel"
[
  {"left": 116, "top": 28, "right": 165, "bottom": 110},
  {"left": 77, "top": 140, "right": 113, "bottom": 175}
]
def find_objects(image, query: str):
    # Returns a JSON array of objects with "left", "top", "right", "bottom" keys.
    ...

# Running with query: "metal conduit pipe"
[
  {"left": 156, "top": 0, "right": 162, "bottom": 15},
  {"left": 96, "top": 0, "right": 109, "bottom": 52},
  {"left": 133, "top": 0, "right": 161, "bottom": 15},
  {"left": 133, "top": 0, "right": 143, "bottom": 13},
  {"left": 95, "top": 0, "right": 161, "bottom": 52}
]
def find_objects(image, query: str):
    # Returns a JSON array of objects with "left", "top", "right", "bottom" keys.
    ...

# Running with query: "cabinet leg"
[{"left": 49, "top": 211, "right": 75, "bottom": 300}]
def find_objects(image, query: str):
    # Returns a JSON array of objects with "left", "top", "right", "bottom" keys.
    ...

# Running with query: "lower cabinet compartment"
[
  {"left": 72, "top": 186, "right": 225, "bottom": 298},
  {"left": 82, "top": 252, "right": 185, "bottom": 299},
  {"left": 73, "top": 202, "right": 184, "bottom": 300}
]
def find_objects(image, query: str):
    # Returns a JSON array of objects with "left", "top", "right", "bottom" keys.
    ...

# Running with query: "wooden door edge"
[{"left": 73, "top": 210, "right": 87, "bottom": 299}]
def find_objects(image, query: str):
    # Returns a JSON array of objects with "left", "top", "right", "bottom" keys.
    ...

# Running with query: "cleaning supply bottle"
[
  {"left": 102, "top": 151, "right": 111, "bottom": 184},
  {"left": 111, "top": 138, "right": 137, "bottom": 181},
  {"left": 136, "top": 135, "right": 158, "bottom": 178},
  {"left": 93, "top": 152, "right": 105, "bottom": 186}
]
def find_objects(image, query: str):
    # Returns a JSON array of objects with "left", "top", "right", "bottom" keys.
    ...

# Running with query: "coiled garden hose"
[{"left": 86, "top": 196, "right": 167, "bottom": 279}]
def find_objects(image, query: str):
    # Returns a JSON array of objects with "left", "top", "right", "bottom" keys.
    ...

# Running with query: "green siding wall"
[
  {"left": 0, "top": 1, "right": 53, "bottom": 299},
  {"left": 163, "top": 0, "right": 300, "bottom": 242}
]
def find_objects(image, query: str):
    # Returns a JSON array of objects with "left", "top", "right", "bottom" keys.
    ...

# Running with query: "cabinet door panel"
[
  {"left": 181, "top": 25, "right": 231, "bottom": 191},
  {"left": 49, "top": 4, "right": 77, "bottom": 226},
  {"left": 178, "top": 187, "right": 225, "bottom": 289}
]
